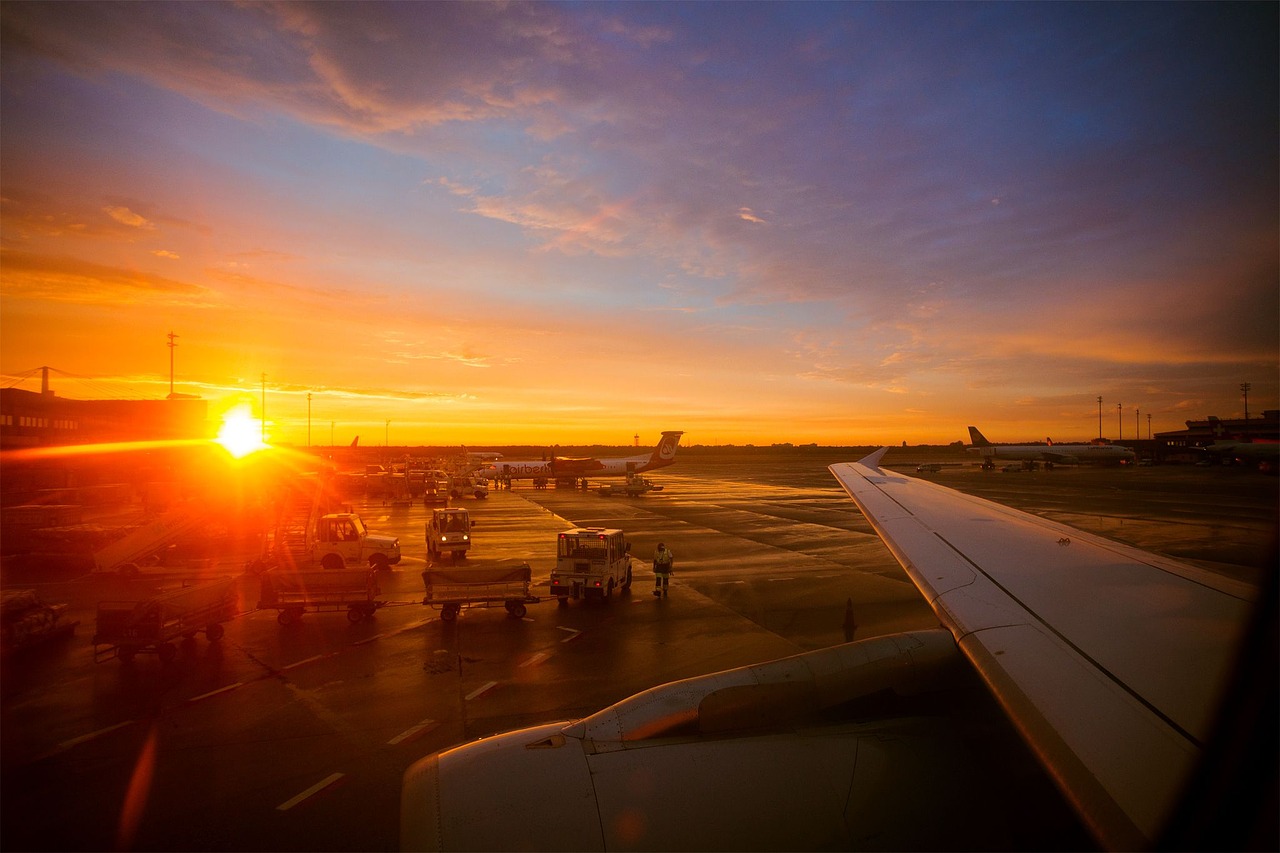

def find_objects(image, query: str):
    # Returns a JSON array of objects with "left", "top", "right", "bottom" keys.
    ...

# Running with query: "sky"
[{"left": 1, "top": 2, "right": 1276, "bottom": 447}]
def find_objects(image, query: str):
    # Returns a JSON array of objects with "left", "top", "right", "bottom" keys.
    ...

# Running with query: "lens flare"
[{"left": 216, "top": 406, "right": 267, "bottom": 458}]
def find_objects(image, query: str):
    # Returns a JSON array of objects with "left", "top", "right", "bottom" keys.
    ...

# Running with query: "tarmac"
[{"left": 0, "top": 447, "right": 1274, "bottom": 851}]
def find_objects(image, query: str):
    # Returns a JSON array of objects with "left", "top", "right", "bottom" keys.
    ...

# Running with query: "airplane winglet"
[{"left": 857, "top": 447, "right": 891, "bottom": 469}]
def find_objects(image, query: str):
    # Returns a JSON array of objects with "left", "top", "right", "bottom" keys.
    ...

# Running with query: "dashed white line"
[
  {"left": 187, "top": 683, "right": 243, "bottom": 703},
  {"left": 387, "top": 719, "right": 438, "bottom": 746},
  {"left": 41, "top": 721, "right": 135, "bottom": 759},
  {"left": 276, "top": 772, "right": 345, "bottom": 811},
  {"left": 281, "top": 654, "right": 331, "bottom": 671},
  {"left": 519, "top": 652, "right": 549, "bottom": 667},
  {"left": 465, "top": 681, "right": 498, "bottom": 700},
  {"left": 767, "top": 577, "right": 797, "bottom": 582},
  {"left": 557, "top": 627, "right": 581, "bottom": 643}
]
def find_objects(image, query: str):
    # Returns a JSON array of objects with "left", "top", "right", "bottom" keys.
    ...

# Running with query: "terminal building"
[{"left": 1, "top": 385, "right": 209, "bottom": 450}]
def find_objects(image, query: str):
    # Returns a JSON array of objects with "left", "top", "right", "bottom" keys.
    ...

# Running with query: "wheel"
[
  {"left": 557, "top": 596, "right": 568, "bottom": 607},
  {"left": 605, "top": 579, "right": 614, "bottom": 599},
  {"left": 347, "top": 606, "right": 365, "bottom": 623},
  {"left": 206, "top": 623, "right": 225, "bottom": 641},
  {"left": 441, "top": 605, "right": 459, "bottom": 622},
  {"left": 321, "top": 553, "right": 344, "bottom": 570},
  {"left": 621, "top": 566, "right": 633, "bottom": 592},
  {"left": 370, "top": 553, "right": 389, "bottom": 570},
  {"left": 119, "top": 563, "right": 140, "bottom": 579},
  {"left": 118, "top": 645, "right": 137, "bottom": 663},
  {"left": 278, "top": 609, "right": 297, "bottom": 626},
  {"left": 158, "top": 642, "right": 178, "bottom": 663},
  {"left": 506, "top": 602, "right": 527, "bottom": 619}
]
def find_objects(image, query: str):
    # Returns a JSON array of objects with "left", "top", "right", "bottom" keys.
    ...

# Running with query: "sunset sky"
[{"left": 2, "top": 2, "right": 1276, "bottom": 447}]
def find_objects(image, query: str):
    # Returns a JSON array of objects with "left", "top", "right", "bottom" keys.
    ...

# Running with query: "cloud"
[
  {"left": 0, "top": 249, "right": 211, "bottom": 305},
  {"left": 103, "top": 206, "right": 154, "bottom": 229}
]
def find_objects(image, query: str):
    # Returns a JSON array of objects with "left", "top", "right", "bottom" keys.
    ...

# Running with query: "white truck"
[
  {"left": 449, "top": 475, "right": 489, "bottom": 500},
  {"left": 427, "top": 507, "right": 473, "bottom": 563},
  {"left": 309, "top": 513, "right": 401, "bottom": 570},
  {"left": 549, "top": 527, "right": 633, "bottom": 603}
]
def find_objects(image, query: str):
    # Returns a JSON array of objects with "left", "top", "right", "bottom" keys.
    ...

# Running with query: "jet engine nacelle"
[{"left": 401, "top": 631, "right": 978, "bottom": 851}]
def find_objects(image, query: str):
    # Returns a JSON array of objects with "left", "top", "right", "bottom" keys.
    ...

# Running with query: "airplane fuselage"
[{"left": 967, "top": 444, "right": 1135, "bottom": 465}]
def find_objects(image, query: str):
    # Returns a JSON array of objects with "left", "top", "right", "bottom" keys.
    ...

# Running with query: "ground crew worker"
[{"left": 653, "top": 542, "right": 674, "bottom": 596}]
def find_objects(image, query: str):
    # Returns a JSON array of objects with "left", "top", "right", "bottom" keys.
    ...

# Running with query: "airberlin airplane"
[{"left": 480, "top": 431, "right": 684, "bottom": 481}]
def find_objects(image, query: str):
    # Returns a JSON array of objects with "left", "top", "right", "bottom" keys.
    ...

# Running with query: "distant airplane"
[
  {"left": 1198, "top": 439, "right": 1279, "bottom": 472},
  {"left": 350, "top": 436, "right": 359, "bottom": 448},
  {"left": 479, "top": 431, "right": 683, "bottom": 481},
  {"left": 400, "top": 448, "right": 1266, "bottom": 851},
  {"left": 967, "top": 425, "right": 1134, "bottom": 467}
]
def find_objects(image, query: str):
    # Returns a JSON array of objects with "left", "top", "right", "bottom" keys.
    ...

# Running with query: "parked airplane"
[
  {"left": 479, "top": 431, "right": 683, "bottom": 481},
  {"left": 967, "top": 425, "right": 1134, "bottom": 467},
  {"left": 1199, "top": 439, "right": 1279, "bottom": 473},
  {"left": 401, "top": 448, "right": 1268, "bottom": 851}
]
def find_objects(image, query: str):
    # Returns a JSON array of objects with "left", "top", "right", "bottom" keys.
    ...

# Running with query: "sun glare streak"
[{"left": 216, "top": 406, "right": 268, "bottom": 458}]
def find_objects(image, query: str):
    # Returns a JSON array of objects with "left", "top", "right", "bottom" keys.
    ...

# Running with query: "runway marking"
[
  {"left": 465, "top": 681, "right": 498, "bottom": 700},
  {"left": 276, "top": 772, "right": 345, "bottom": 811},
  {"left": 281, "top": 653, "right": 335, "bottom": 671},
  {"left": 519, "top": 652, "right": 549, "bottom": 667},
  {"left": 716, "top": 580, "right": 746, "bottom": 585},
  {"left": 557, "top": 627, "right": 582, "bottom": 643},
  {"left": 187, "top": 683, "right": 243, "bottom": 704},
  {"left": 388, "top": 719, "right": 438, "bottom": 745},
  {"left": 767, "top": 577, "right": 796, "bottom": 582},
  {"left": 41, "top": 721, "right": 135, "bottom": 759},
  {"left": 351, "top": 632, "right": 388, "bottom": 646}
]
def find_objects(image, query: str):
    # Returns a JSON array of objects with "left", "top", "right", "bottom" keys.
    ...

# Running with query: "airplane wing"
[{"left": 829, "top": 448, "right": 1256, "bottom": 850}]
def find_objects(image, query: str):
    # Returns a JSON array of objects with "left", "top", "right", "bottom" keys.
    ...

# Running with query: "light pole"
[
  {"left": 1147, "top": 412, "right": 1152, "bottom": 440},
  {"left": 1241, "top": 382, "right": 1251, "bottom": 420},
  {"left": 166, "top": 331, "right": 178, "bottom": 399},
  {"left": 1135, "top": 407, "right": 1139, "bottom": 441},
  {"left": 385, "top": 420, "right": 390, "bottom": 447},
  {"left": 1117, "top": 402, "right": 1122, "bottom": 441}
]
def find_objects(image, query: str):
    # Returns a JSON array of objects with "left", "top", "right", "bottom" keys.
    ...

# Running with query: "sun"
[{"left": 216, "top": 406, "right": 267, "bottom": 458}]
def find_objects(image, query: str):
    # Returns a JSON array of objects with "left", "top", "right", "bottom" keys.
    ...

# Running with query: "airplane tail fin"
[
  {"left": 350, "top": 436, "right": 359, "bottom": 448},
  {"left": 967, "top": 426, "right": 992, "bottom": 447},
  {"left": 1047, "top": 437, "right": 1054, "bottom": 446},
  {"left": 649, "top": 431, "right": 684, "bottom": 466}
]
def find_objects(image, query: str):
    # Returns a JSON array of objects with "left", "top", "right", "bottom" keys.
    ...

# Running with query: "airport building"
[
  {"left": 0, "top": 386, "right": 209, "bottom": 450},
  {"left": 1155, "top": 410, "right": 1280, "bottom": 452}
]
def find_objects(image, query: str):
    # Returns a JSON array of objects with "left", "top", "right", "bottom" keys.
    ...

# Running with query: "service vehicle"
[
  {"left": 427, "top": 508, "right": 473, "bottom": 563},
  {"left": 272, "top": 512, "right": 401, "bottom": 571},
  {"left": 595, "top": 473, "right": 663, "bottom": 497},
  {"left": 549, "top": 527, "right": 633, "bottom": 603},
  {"left": 449, "top": 475, "right": 489, "bottom": 500}
]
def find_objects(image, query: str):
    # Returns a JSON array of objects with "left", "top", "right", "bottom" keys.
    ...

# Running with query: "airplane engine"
[{"left": 401, "top": 632, "right": 1006, "bottom": 852}]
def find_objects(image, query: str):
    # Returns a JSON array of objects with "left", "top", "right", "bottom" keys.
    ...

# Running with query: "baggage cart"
[
  {"left": 421, "top": 560, "right": 538, "bottom": 621},
  {"left": 93, "top": 578, "right": 236, "bottom": 663},
  {"left": 258, "top": 568, "right": 383, "bottom": 625},
  {"left": 2, "top": 589, "right": 78, "bottom": 654}
]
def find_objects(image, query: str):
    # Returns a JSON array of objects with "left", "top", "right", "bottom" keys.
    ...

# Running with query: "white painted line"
[
  {"left": 387, "top": 719, "right": 437, "bottom": 746},
  {"left": 465, "top": 681, "right": 498, "bottom": 701},
  {"left": 281, "top": 654, "right": 329, "bottom": 671},
  {"left": 767, "top": 577, "right": 796, "bottom": 582},
  {"left": 519, "top": 652, "right": 549, "bottom": 668},
  {"left": 558, "top": 628, "right": 582, "bottom": 643},
  {"left": 188, "top": 683, "right": 243, "bottom": 703},
  {"left": 351, "top": 632, "right": 387, "bottom": 646},
  {"left": 42, "top": 721, "right": 134, "bottom": 758},
  {"left": 276, "top": 772, "right": 345, "bottom": 811},
  {"left": 716, "top": 580, "right": 746, "bottom": 585}
]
